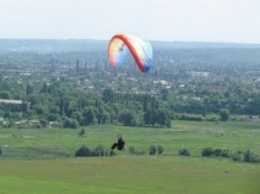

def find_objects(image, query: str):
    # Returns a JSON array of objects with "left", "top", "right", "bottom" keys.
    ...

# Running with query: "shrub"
[
  {"left": 129, "top": 146, "right": 137, "bottom": 154},
  {"left": 149, "top": 145, "right": 157, "bottom": 155},
  {"left": 109, "top": 150, "right": 117, "bottom": 157},
  {"left": 128, "top": 146, "right": 146, "bottom": 155},
  {"left": 40, "top": 119, "right": 48, "bottom": 128},
  {"left": 92, "top": 145, "right": 107, "bottom": 157},
  {"left": 221, "top": 149, "right": 230, "bottom": 158},
  {"left": 70, "top": 119, "right": 79, "bottom": 129},
  {"left": 201, "top": 147, "right": 214, "bottom": 156},
  {"left": 243, "top": 150, "right": 260, "bottom": 163},
  {"left": 232, "top": 151, "right": 242, "bottom": 161},
  {"left": 75, "top": 145, "right": 92, "bottom": 157},
  {"left": 205, "top": 115, "right": 219, "bottom": 122},
  {"left": 61, "top": 117, "right": 79, "bottom": 129},
  {"left": 213, "top": 148, "right": 223, "bottom": 156},
  {"left": 136, "top": 150, "right": 146, "bottom": 155},
  {"left": 78, "top": 128, "right": 86, "bottom": 137},
  {"left": 219, "top": 109, "right": 230, "bottom": 121},
  {"left": 157, "top": 145, "right": 164, "bottom": 155},
  {"left": 178, "top": 148, "right": 190, "bottom": 156},
  {"left": 0, "top": 147, "right": 2, "bottom": 155},
  {"left": 179, "top": 114, "right": 203, "bottom": 122}
]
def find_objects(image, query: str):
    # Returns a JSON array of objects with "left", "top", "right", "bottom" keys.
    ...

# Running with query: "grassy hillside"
[
  {"left": 0, "top": 120, "right": 259, "bottom": 193},
  {"left": 0, "top": 156, "right": 259, "bottom": 194},
  {"left": 0, "top": 120, "right": 259, "bottom": 158}
]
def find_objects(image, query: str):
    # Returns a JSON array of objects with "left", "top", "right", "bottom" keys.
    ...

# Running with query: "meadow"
[{"left": 0, "top": 120, "right": 259, "bottom": 194}]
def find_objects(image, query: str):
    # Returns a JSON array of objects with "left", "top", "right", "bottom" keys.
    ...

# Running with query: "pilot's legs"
[{"left": 111, "top": 143, "right": 118, "bottom": 150}]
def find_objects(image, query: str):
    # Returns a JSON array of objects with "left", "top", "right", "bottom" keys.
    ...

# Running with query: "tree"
[
  {"left": 0, "top": 91, "right": 10, "bottom": 99},
  {"left": 62, "top": 117, "right": 71, "bottom": 128},
  {"left": 118, "top": 110, "right": 137, "bottom": 126},
  {"left": 82, "top": 108, "right": 95, "bottom": 125},
  {"left": 40, "top": 119, "right": 48, "bottom": 128},
  {"left": 70, "top": 119, "right": 79, "bottom": 129},
  {"left": 92, "top": 145, "right": 107, "bottom": 157},
  {"left": 62, "top": 117, "right": 78, "bottom": 128},
  {"left": 179, "top": 148, "right": 190, "bottom": 156},
  {"left": 47, "top": 113, "right": 59, "bottom": 122},
  {"left": 157, "top": 145, "right": 164, "bottom": 154},
  {"left": 96, "top": 107, "right": 108, "bottom": 124},
  {"left": 219, "top": 109, "right": 230, "bottom": 121},
  {"left": 79, "top": 128, "right": 86, "bottom": 137},
  {"left": 71, "top": 111, "right": 83, "bottom": 124},
  {"left": 26, "top": 83, "right": 33, "bottom": 95},
  {"left": 160, "top": 89, "right": 169, "bottom": 101},
  {"left": 34, "top": 104, "right": 47, "bottom": 115},
  {"left": 201, "top": 147, "right": 213, "bottom": 156},
  {"left": 157, "top": 109, "right": 170, "bottom": 127},
  {"left": 143, "top": 109, "right": 152, "bottom": 125},
  {"left": 102, "top": 88, "right": 114, "bottom": 103},
  {"left": 149, "top": 145, "right": 157, "bottom": 155},
  {"left": 75, "top": 145, "right": 92, "bottom": 157},
  {"left": 150, "top": 110, "right": 158, "bottom": 126},
  {"left": 244, "top": 150, "right": 260, "bottom": 163}
]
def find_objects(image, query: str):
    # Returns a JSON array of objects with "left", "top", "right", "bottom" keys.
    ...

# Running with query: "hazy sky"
[{"left": 0, "top": 0, "right": 259, "bottom": 43}]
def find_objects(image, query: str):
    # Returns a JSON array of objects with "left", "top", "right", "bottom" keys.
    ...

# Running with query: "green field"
[{"left": 0, "top": 121, "right": 259, "bottom": 193}]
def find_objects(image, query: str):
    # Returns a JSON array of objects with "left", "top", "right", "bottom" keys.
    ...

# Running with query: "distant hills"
[
  {"left": 0, "top": 39, "right": 260, "bottom": 53},
  {"left": 0, "top": 39, "right": 108, "bottom": 53},
  {"left": 151, "top": 41, "right": 260, "bottom": 49}
]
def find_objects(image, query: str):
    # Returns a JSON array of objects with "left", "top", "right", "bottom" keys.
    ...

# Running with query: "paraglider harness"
[{"left": 111, "top": 134, "right": 125, "bottom": 150}]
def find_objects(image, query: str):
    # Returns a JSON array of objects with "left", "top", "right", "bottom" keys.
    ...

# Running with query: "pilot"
[{"left": 111, "top": 134, "right": 125, "bottom": 150}]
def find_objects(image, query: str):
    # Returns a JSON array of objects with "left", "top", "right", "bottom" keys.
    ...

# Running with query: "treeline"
[
  {"left": 0, "top": 79, "right": 172, "bottom": 128},
  {"left": 0, "top": 74, "right": 259, "bottom": 128}
]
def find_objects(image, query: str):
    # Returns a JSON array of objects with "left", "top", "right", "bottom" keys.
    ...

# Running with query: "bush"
[
  {"left": 157, "top": 145, "right": 164, "bottom": 155},
  {"left": 109, "top": 149, "right": 117, "bottom": 157},
  {"left": 221, "top": 149, "right": 230, "bottom": 158},
  {"left": 78, "top": 128, "right": 86, "bottom": 137},
  {"left": 243, "top": 150, "right": 260, "bottom": 163},
  {"left": 232, "top": 151, "right": 242, "bottom": 161},
  {"left": 40, "top": 119, "right": 48, "bottom": 128},
  {"left": 149, "top": 145, "right": 157, "bottom": 155},
  {"left": 219, "top": 109, "right": 230, "bottom": 121},
  {"left": 148, "top": 145, "right": 164, "bottom": 155},
  {"left": 179, "top": 114, "right": 203, "bottom": 122},
  {"left": 62, "top": 117, "right": 79, "bottom": 129},
  {"left": 128, "top": 146, "right": 146, "bottom": 155},
  {"left": 0, "top": 147, "right": 2, "bottom": 155},
  {"left": 75, "top": 145, "right": 92, "bottom": 157},
  {"left": 178, "top": 148, "right": 190, "bottom": 156},
  {"left": 205, "top": 115, "right": 219, "bottom": 122},
  {"left": 202, "top": 148, "right": 229, "bottom": 158},
  {"left": 201, "top": 147, "right": 214, "bottom": 156},
  {"left": 129, "top": 146, "right": 137, "bottom": 154},
  {"left": 213, "top": 148, "right": 223, "bottom": 156},
  {"left": 92, "top": 144, "right": 107, "bottom": 157}
]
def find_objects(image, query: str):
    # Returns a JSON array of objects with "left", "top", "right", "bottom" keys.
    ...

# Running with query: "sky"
[{"left": 0, "top": 0, "right": 260, "bottom": 43}]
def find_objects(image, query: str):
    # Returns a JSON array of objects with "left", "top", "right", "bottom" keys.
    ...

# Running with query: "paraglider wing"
[{"left": 108, "top": 33, "right": 153, "bottom": 73}]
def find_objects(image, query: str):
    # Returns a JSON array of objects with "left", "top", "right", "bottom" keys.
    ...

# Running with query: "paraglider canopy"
[{"left": 107, "top": 33, "right": 153, "bottom": 73}]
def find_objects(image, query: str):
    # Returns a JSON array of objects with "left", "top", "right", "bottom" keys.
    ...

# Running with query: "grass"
[
  {"left": 0, "top": 157, "right": 259, "bottom": 194},
  {"left": 0, "top": 120, "right": 259, "bottom": 193},
  {"left": 1, "top": 120, "right": 260, "bottom": 158}
]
